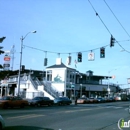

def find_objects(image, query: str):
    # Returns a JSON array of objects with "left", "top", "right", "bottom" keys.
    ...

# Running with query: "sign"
[
  {"left": 3, "top": 64, "right": 10, "bottom": 67},
  {"left": 127, "top": 78, "right": 130, "bottom": 84},
  {"left": 3, "top": 51, "right": 11, "bottom": 70},
  {"left": 88, "top": 52, "right": 95, "bottom": 61},
  {"left": 4, "top": 57, "right": 10, "bottom": 61}
]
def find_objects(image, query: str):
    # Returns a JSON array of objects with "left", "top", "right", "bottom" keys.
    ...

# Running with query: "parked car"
[
  {"left": 54, "top": 97, "right": 72, "bottom": 105},
  {"left": 114, "top": 96, "right": 121, "bottom": 101},
  {"left": 77, "top": 97, "right": 89, "bottom": 104},
  {"left": 0, "top": 96, "right": 28, "bottom": 109},
  {"left": 96, "top": 97, "right": 106, "bottom": 103},
  {"left": 28, "top": 96, "right": 54, "bottom": 106},
  {"left": 89, "top": 97, "right": 98, "bottom": 103},
  {"left": 0, "top": 115, "right": 5, "bottom": 130},
  {"left": 107, "top": 97, "right": 115, "bottom": 102}
]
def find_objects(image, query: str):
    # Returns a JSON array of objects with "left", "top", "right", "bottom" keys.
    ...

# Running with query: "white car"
[{"left": 0, "top": 115, "right": 5, "bottom": 130}]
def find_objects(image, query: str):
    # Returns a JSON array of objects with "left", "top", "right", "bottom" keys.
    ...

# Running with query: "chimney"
[{"left": 56, "top": 58, "right": 62, "bottom": 65}]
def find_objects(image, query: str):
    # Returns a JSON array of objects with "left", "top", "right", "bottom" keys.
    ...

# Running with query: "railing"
[
  {"left": 31, "top": 77, "right": 60, "bottom": 98},
  {"left": 35, "top": 77, "right": 42, "bottom": 86},
  {"left": 29, "top": 76, "right": 38, "bottom": 90},
  {"left": 42, "top": 81, "right": 60, "bottom": 98}
]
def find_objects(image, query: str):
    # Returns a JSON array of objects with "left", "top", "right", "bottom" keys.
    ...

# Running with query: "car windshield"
[
  {"left": 42, "top": 97, "right": 50, "bottom": 100},
  {"left": 1, "top": 96, "right": 12, "bottom": 100},
  {"left": 79, "top": 97, "right": 87, "bottom": 99},
  {"left": 33, "top": 97, "right": 43, "bottom": 100},
  {"left": 97, "top": 98, "right": 102, "bottom": 99}
]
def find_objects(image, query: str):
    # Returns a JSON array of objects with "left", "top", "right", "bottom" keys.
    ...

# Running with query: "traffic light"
[
  {"left": 100, "top": 47, "right": 105, "bottom": 58},
  {"left": 78, "top": 52, "right": 82, "bottom": 62},
  {"left": 44, "top": 58, "right": 48, "bottom": 66},
  {"left": 110, "top": 35, "right": 115, "bottom": 47},
  {"left": 21, "top": 65, "right": 25, "bottom": 71}
]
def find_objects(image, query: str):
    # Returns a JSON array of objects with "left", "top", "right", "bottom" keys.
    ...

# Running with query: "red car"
[
  {"left": 77, "top": 97, "right": 89, "bottom": 104},
  {"left": 0, "top": 96, "right": 28, "bottom": 109}
]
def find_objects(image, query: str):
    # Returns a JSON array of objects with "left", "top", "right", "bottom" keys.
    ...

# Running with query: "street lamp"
[
  {"left": 17, "top": 30, "right": 36, "bottom": 96},
  {"left": 80, "top": 84, "right": 82, "bottom": 97},
  {"left": 107, "top": 69, "right": 116, "bottom": 98}
]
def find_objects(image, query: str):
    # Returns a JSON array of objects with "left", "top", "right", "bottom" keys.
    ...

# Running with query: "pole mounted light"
[
  {"left": 17, "top": 30, "right": 36, "bottom": 96},
  {"left": 107, "top": 69, "right": 116, "bottom": 98}
]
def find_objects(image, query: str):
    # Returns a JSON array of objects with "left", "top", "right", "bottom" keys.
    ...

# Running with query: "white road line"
[
  {"left": 7, "top": 114, "right": 45, "bottom": 119},
  {"left": 102, "top": 106, "right": 123, "bottom": 109},
  {"left": 64, "top": 107, "right": 104, "bottom": 113}
]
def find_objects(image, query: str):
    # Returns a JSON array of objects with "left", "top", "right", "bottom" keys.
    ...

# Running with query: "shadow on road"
[{"left": 4, "top": 125, "right": 54, "bottom": 130}]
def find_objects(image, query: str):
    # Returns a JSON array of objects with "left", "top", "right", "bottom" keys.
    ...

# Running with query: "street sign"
[
  {"left": 88, "top": 52, "right": 95, "bottom": 61},
  {"left": 3, "top": 64, "right": 10, "bottom": 67},
  {"left": 4, "top": 57, "right": 10, "bottom": 61}
]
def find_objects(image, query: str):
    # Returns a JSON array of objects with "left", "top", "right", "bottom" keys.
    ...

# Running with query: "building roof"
[{"left": 46, "top": 63, "right": 76, "bottom": 70}]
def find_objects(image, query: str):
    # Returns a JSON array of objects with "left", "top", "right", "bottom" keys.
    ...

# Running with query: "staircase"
[
  {"left": 30, "top": 76, "right": 60, "bottom": 98},
  {"left": 42, "top": 81, "right": 60, "bottom": 98}
]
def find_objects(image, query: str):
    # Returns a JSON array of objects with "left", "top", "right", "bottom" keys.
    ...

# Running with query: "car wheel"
[
  {"left": 48, "top": 103, "right": 52, "bottom": 106},
  {"left": 3, "top": 103, "right": 8, "bottom": 109},
  {"left": 37, "top": 103, "right": 41, "bottom": 107},
  {"left": 0, "top": 122, "right": 2, "bottom": 130},
  {"left": 20, "top": 103, "right": 25, "bottom": 108},
  {"left": 59, "top": 102, "right": 62, "bottom": 106}
]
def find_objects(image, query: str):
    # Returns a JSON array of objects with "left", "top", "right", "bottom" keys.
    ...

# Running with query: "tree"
[{"left": 0, "top": 37, "right": 6, "bottom": 69}]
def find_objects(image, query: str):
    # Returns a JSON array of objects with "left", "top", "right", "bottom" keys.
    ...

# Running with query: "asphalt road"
[{"left": 1, "top": 101, "right": 130, "bottom": 130}]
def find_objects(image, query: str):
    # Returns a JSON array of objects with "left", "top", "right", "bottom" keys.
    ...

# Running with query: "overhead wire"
[
  {"left": 103, "top": 0, "right": 130, "bottom": 38},
  {"left": 88, "top": 0, "right": 130, "bottom": 53},
  {"left": 103, "top": 0, "right": 130, "bottom": 53},
  {"left": 23, "top": 44, "right": 109, "bottom": 55},
  {"left": 88, "top": 0, "right": 111, "bottom": 35},
  {"left": 23, "top": 1, "right": 130, "bottom": 55}
]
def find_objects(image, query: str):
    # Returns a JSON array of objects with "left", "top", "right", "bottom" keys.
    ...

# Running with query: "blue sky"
[{"left": 0, "top": 0, "right": 130, "bottom": 88}]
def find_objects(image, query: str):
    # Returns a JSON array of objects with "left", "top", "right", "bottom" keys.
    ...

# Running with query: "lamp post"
[
  {"left": 107, "top": 69, "right": 116, "bottom": 98},
  {"left": 17, "top": 30, "right": 36, "bottom": 96},
  {"left": 80, "top": 84, "right": 82, "bottom": 97}
]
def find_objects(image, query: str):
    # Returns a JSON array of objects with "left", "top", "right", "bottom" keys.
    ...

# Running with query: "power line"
[
  {"left": 23, "top": 38, "right": 129, "bottom": 55},
  {"left": 103, "top": 0, "right": 130, "bottom": 38},
  {"left": 23, "top": 44, "right": 109, "bottom": 55},
  {"left": 88, "top": 0, "right": 111, "bottom": 35},
  {"left": 88, "top": 0, "right": 130, "bottom": 53},
  {"left": 116, "top": 40, "right": 130, "bottom": 53},
  {"left": 21, "top": 1, "right": 130, "bottom": 55}
]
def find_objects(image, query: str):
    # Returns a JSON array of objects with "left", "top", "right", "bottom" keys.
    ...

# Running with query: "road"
[{"left": 1, "top": 101, "right": 130, "bottom": 130}]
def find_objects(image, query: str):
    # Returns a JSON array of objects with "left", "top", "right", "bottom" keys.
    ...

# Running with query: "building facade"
[{"left": 0, "top": 59, "right": 120, "bottom": 99}]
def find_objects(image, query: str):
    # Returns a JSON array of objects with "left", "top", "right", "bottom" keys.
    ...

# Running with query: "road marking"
[
  {"left": 114, "top": 107, "right": 123, "bottom": 109},
  {"left": 7, "top": 114, "right": 45, "bottom": 119},
  {"left": 64, "top": 107, "right": 104, "bottom": 113},
  {"left": 104, "top": 106, "right": 123, "bottom": 109}
]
